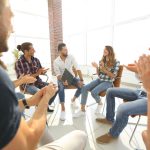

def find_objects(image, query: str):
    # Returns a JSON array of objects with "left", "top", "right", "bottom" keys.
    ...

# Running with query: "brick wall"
[{"left": 48, "top": 0, "right": 63, "bottom": 74}]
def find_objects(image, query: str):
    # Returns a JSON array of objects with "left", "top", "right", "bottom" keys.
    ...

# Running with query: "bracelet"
[{"left": 22, "top": 98, "right": 30, "bottom": 109}]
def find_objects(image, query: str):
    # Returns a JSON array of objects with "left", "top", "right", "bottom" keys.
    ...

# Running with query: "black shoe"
[{"left": 47, "top": 107, "right": 54, "bottom": 113}]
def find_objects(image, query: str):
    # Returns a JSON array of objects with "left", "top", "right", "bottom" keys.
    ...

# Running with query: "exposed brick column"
[{"left": 48, "top": 0, "right": 63, "bottom": 74}]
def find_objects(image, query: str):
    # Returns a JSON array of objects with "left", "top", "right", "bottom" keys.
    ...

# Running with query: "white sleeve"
[
  {"left": 53, "top": 60, "right": 61, "bottom": 77},
  {"left": 71, "top": 55, "right": 80, "bottom": 70}
]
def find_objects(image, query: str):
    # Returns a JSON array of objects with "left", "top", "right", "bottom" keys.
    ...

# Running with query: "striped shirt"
[
  {"left": 99, "top": 60, "right": 120, "bottom": 82},
  {"left": 15, "top": 55, "right": 43, "bottom": 89}
]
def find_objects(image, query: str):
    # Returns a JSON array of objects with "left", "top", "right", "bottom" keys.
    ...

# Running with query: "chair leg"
[
  {"left": 129, "top": 115, "right": 142, "bottom": 149},
  {"left": 101, "top": 98, "right": 106, "bottom": 115},
  {"left": 87, "top": 97, "right": 103, "bottom": 108}
]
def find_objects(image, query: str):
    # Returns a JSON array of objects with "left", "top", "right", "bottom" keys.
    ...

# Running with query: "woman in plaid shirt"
[{"left": 73, "top": 46, "right": 120, "bottom": 118}]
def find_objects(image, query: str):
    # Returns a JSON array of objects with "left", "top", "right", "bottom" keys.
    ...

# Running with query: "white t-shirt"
[{"left": 53, "top": 55, "right": 79, "bottom": 77}]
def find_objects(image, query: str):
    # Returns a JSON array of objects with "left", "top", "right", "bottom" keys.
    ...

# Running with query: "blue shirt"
[{"left": 0, "top": 67, "right": 21, "bottom": 149}]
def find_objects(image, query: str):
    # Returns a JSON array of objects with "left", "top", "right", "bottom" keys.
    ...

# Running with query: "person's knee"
[
  {"left": 58, "top": 84, "right": 65, "bottom": 91},
  {"left": 117, "top": 104, "right": 128, "bottom": 117},
  {"left": 72, "top": 130, "right": 87, "bottom": 139},
  {"left": 81, "top": 85, "right": 88, "bottom": 92},
  {"left": 91, "top": 90, "right": 98, "bottom": 97},
  {"left": 27, "top": 86, "right": 39, "bottom": 94},
  {"left": 58, "top": 81, "right": 64, "bottom": 88},
  {"left": 106, "top": 88, "right": 116, "bottom": 97},
  {"left": 75, "top": 130, "right": 87, "bottom": 136},
  {"left": 16, "top": 92, "right": 25, "bottom": 100},
  {"left": 73, "top": 130, "right": 87, "bottom": 145},
  {"left": 106, "top": 88, "right": 119, "bottom": 102}
]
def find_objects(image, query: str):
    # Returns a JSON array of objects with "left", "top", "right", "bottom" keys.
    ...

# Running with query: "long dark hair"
[{"left": 101, "top": 46, "right": 116, "bottom": 67}]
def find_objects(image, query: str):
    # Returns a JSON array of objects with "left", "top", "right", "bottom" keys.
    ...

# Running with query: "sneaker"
[
  {"left": 95, "top": 105, "right": 101, "bottom": 114},
  {"left": 96, "top": 133, "right": 117, "bottom": 144},
  {"left": 60, "top": 111, "right": 66, "bottom": 121},
  {"left": 71, "top": 101, "right": 78, "bottom": 109},
  {"left": 73, "top": 110, "right": 85, "bottom": 118},
  {"left": 96, "top": 118, "right": 112, "bottom": 125}
]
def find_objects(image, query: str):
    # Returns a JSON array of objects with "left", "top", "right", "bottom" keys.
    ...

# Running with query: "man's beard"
[
  {"left": 62, "top": 53, "right": 68, "bottom": 57},
  {"left": 0, "top": 25, "right": 9, "bottom": 52},
  {"left": 0, "top": 37, "right": 8, "bottom": 52}
]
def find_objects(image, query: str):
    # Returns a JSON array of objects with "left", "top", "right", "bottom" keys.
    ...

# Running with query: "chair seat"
[{"left": 99, "top": 91, "right": 106, "bottom": 97}]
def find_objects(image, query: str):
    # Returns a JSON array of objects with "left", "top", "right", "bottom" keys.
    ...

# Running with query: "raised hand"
[
  {"left": 28, "top": 83, "right": 57, "bottom": 106},
  {"left": 99, "top": 61, "right": 104, "bottom": 68},
  {"left": 41, "top": 68, "right": 49, "bottom": 75},
  {"left": 20, "top": 74, "right": 37, "bottom": 84},
  {"left": 135, "top": 54, "right": 150, "bottom": 93},
  {"left": 92, "top": 62, "right": 98, "bottom": 68},
  {"left": 44, "top": 83, "right": 58, "bottom": 99}
]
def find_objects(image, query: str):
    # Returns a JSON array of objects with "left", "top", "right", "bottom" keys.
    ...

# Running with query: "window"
[
  {"left": 114, "top": 19, "right": 150, "bottom": 64},
  {"left": 87, "top": 27, "right": 112, "bottom": 65},
  {"left": 64, "top": 33, "right": 86, "bottom": 65},
  {"left": 5, "top": 0, "right": 50, "bottom": 67},
  {"left": 87, "top": 0, "right": 113, "bottom": 30},
  {"left": 115, "top": 0, "right": 150, "bottom": 22},
  {"left": 62, "top": 0, "right": 150, "bottom": 66}
]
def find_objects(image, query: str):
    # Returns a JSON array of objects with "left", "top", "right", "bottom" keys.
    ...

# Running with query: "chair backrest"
[{"left": 113, "top": 65, "right": 123, "bottom": 87}]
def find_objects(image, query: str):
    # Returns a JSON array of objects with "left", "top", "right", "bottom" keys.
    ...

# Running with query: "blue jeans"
[
  {"left": 106, "top": 87, "right": 147, "bottom": 137},
  {"left": 16, "top": 92, "right": 25, "bottom": 116},
  {"left": 81, "top": 78, "right": 112, "bottom": 105},
  {"left": 26, "top": 82, "right": 57, "bottom": 105},
  {"left": 16, "top": 92, "right": 25, "bottom": 100},
  {"left": 58, "top": 78, "right": 82, "bottom": 103}
]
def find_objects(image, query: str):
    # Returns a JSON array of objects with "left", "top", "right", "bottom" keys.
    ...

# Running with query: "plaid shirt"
[
  {"left": 99, "top": 60, "right": 120, "bottom": 82},
  {"left": 15, "top": 55, "right": 43, "bottom": 89}
]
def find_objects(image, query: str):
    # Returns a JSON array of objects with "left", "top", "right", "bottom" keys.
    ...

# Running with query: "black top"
[{"left": 0, "top": 67, "right": 21, "bottom": 149}]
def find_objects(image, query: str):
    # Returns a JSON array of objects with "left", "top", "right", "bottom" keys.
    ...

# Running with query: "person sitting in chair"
[
  {"left": 15, "top": 42, "right": 57, "bottom": 112},
  {"left": 95, "top": 58, "right": 148, "bottom": 144},
  {"left": 53, "top": 43, "right": 84, "bottom": 121},
  {"left": 0, "top": 1, "right": 87, "bottom": 149},
  {"left": 73, "top": 46, "right": 120, "bottom": 118}
]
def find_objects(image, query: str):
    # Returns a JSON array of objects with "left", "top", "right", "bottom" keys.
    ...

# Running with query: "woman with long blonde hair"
[{"left": 73, "top": 46, "right": 120, "bottom": 118}]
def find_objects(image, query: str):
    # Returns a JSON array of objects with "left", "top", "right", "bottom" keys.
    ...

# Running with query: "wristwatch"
[{"left": 22, "top": 98, "right": 30, "bottom": 109}]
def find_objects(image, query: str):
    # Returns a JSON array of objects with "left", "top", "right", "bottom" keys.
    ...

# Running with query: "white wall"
[
  {"left": 2, "top": 0, "right": 51, "bottom": 68},
  {"left": 62, "top": 0, "right": 150, "bottom": 84}
]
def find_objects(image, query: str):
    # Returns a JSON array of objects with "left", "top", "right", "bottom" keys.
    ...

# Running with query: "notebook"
[{"left": 61, "top": 68, "right": 74, "bottom": 85}]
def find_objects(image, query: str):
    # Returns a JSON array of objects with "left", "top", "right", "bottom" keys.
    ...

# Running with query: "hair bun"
[{"left": 17, "top": 45, "right": 21, "bottom": 51}]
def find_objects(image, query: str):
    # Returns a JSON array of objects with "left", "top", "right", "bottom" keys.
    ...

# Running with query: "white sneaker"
[
  {"left": 95, "top": 104, "right": 102, "bottom": 114},
  {"left": 60, "top": 111, "right": 66, "bottom": 121},
  {"left": 73, "top": 110, "right": 85, "bottom": 118},
  {"left": 71, "top": 101, "right": 78, "bottom": 109}
]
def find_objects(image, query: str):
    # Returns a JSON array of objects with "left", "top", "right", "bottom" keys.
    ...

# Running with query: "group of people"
[
  {"left": 14, "top": 41, "right": 120, "bottom": 122},
  {"left": 0, "top": 0, "right": 149, "bottom": 150}
]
